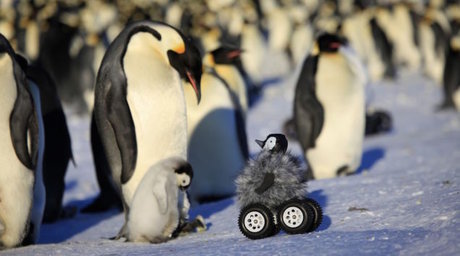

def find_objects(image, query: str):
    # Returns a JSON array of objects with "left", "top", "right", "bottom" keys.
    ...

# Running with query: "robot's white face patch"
[
  {"left": 176, "top": 173, "right": 191, "bottom": 189},
  {"left": 264, "top": 137, "right": 277, "bottom": 151}
]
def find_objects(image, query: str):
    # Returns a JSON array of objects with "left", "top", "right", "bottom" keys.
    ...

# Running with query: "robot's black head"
[
  {"left": 255, "top": 133, "right": 288, "bottom": 154},
  {"left": 317, "top": 33, "right": 346, "bottom": 53}
]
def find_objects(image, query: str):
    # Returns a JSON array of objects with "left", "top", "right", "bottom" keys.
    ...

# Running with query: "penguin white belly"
[
  {"left": 0, "top": 55, "right": 34, "bottom": 247},
  {"left": 241, "top": 24, "right": 266, "bottom": 84},
  {"left": 185, "top": 73, "right": 246, "bottom": 200},
  {"left": 215, "top": 65, "right": 248, "bottom": 116},
  {"left": 122, "top": 33, "right": 187, "bottom": 206},
  {"left": 307, "top": 54, "right": 365, "bottom": 179},
  {"left": 267, "top": 9, "right": 292, "bottom": 52},
  {"left": 290, "top": 24, "right": 313, "bottom": 65},
  {"left": 128, "top": 168, "right": 179, "bottom": 242}
]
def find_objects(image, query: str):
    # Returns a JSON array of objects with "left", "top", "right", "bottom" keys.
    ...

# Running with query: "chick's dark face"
[
  {"left": 167, "top": 38, "right": 202, "bottom": 103},
  {"left": 175, "top": 162, "right": 194, "bottom": 191}
]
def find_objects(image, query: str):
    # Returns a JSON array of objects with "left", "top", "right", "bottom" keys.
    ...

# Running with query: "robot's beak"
[{"left": 255, "top": 139, "right": 264, "bottom": 148}]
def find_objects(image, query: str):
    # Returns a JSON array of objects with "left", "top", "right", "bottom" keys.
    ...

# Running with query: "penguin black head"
[
  {"left": 317, "top": 33, "right": 346, "bottom": 53},
  {"left": 175, "top": 161, "right": 194, "bottom": 191},
  {"left": 210, "top": 46, "right": 243, "bottom": 65},
  {"left": 167, "top": 36, "right": 203, "bottom": 103},
  {"left": 255, "top": 134, "right": 288, "bottom": 154}
]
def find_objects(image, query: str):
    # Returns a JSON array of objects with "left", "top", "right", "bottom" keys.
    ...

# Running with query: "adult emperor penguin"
[
  {"left": 440, "top": 34, "right": 460, "bottom": 110},
  {"left": 93, "top": 20, "right": 202, "bottom": 238},
  {"left": 185, "top": 51, "right": 248, "bottom": 204},
  {"left": 0, "top": 34, "right": 44, "bottom": 249},
  {"left": 294, "top": 33, "right": 366, "bottom": 179},
  {"left": 127, "top": 156, "right": 193, "bottom": 243},
  {"left": 207, "top": 46, "right": 248, "bottom": 118}
]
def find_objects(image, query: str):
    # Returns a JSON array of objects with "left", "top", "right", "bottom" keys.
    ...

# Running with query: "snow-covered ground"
[{"left": 2, "top": 67, "right": 459, "bottom": 255}]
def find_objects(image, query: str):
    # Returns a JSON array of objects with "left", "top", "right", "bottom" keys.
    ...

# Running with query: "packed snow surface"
[{"left": 2, "top": 70, "right": 459, "bottom": 255}]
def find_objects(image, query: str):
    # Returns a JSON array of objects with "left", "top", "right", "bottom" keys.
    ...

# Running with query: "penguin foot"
[
  {"left": 172, "top": 215, "right": 207, "bottom": 238},
  {"left": 81, "top": 194, "right": 123, "bottom": 213},
  {"left": 60, "top": 205, "right": 78, "bottom": 219},
  {"left": 336, "top": 165, "right": 353, "bottom": 176},
  {"left": 436, "top": 101, "right": 456, "bottom": 111}
]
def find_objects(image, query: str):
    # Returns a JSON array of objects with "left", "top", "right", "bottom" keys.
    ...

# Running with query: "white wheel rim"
[
  {"left": 282, "top": 206, "right": 304, "bottom": 228},
  {"left": 244, "top": 210, "right": 266, "bottom": 233}
]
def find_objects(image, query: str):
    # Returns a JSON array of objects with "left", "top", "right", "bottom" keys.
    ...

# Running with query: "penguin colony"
[{"left": 0, "top": 0, "right": 459, "bottom": 248}]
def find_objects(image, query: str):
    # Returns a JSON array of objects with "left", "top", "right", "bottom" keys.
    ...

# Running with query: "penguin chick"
[
  {"left": 127, "top": 157, "right": 193, "bottom": 244},
  {"left": 236, "top": 134, "right": 308, "bottom": 209}
]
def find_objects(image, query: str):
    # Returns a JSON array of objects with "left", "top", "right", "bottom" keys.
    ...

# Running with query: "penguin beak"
[
  {"left": 330, "top": 42, "right": 341, "bottom": 50},
  {"left": 255, "top": 139, "right": 264, "bottom": 148},
  {"left": 227, "top": 49, "right": 243, "bottom": 59},
  {"left": 186, "top": 70, "right": 201, "bottom": 104}
]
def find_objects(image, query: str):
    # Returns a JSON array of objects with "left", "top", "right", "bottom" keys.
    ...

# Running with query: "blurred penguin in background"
[
  {"left": 185, "top": 48, "right": 248, "bottom": 204},
  {"left": 294, "top": 33, "right": 366, "bottom": 179},
  {"left": 418, "top": 0, "right": 450, "bottom": 85},
  {"left": 374, "top": 1, "right": 421, "bottom": 71},
  {"left": 16, "top": 56, "right": 74, "bottom": 223},
  {"left": 439, "top": 33, "right": 460, "bottom": 111}
]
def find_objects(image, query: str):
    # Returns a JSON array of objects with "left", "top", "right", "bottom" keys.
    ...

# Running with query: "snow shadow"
[
  {"left": 357, "top": 147, "right": 386, "bottom": 174},
  {"left": 39, "top": 199, "right": 120, "bottom": 243},
  {"left": 309, "top": 189, "right": 331, "bottom": 231},
  {"left": 190, "top": 197, "right": 234, "bottom": 220}
]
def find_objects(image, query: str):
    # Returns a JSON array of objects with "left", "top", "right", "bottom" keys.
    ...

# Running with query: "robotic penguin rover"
[{"left": 235, "top": 134, "right": 322, "bottom": 239}]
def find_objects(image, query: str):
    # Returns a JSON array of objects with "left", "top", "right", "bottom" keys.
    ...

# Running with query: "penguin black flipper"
[
  {"left": 82, "top": 114, "right": 122, "bottom": 213},
  {"left": 105, "top": 81, "right": 137, "bottom": 184},
  {"left": 294, "top": 55, "right": 324, "bottom": 150},
  {"left": 10, "top": 51, "right": 37, "bottom": 170}
]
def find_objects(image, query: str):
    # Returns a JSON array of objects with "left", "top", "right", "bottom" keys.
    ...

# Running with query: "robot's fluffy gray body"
[{"left": 235, "top": 151, "right": 308, "bottom": 209}]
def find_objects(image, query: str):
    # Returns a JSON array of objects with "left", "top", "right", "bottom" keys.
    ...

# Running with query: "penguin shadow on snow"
[
  {"left": 189, "top": 198, "right": 235, "bottom": 231},
  {"left": 356, "top": 147, "right": 386, "bottom": 175},
  {"left": 39, "top": 194, "right": 120, "bottom": 243},
  {"left": 248, "top": 77, "right": 284, "bottom": 107},
  {"left": 309, "top": 189, "right": 331, "bottom": 231}
]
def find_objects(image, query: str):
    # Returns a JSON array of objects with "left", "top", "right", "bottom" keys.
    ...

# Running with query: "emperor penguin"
[
  {"left": 127, "top": 156, "right": 193, "bottom": 243},
  {"left": 0, "top": 34, "right": 44, "bottom": 249},
  {"left": 294, "top": 33, "right": 366, "bottom": 179},
  {"left": 206, "top": 46, "right": 248, "bottom": 118},
  {"left": 93, "top": 21, "right": 202, "bottom": 238},
  {"left": 185, "top": 52, "right": 248, "bottom": 204},
  {"left": 440, "top": 34, "right": 460, "bottom": 110}
]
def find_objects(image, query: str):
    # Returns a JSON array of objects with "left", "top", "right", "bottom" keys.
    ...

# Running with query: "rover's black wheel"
[
  {"left": 303, "top": 198, "right": 323, "bottom": 232},
  {"left": 238, "top": 204, "right": 277, "bottom": 239},
  {"left": 278, "top": 199, "right": 314, "bottom": 234}
]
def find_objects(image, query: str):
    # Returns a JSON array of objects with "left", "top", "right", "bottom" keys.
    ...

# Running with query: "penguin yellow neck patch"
[{"left": 173, "top": 43, "right": 185, "bottom": 54}]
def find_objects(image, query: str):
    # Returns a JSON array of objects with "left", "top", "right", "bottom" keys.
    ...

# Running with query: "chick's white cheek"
[
  {"left": 265, "top": 138, "right": 276, "bottom": 150},
  {"left": 177, "top": 173, "right": 191, "bottom": 187}
]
